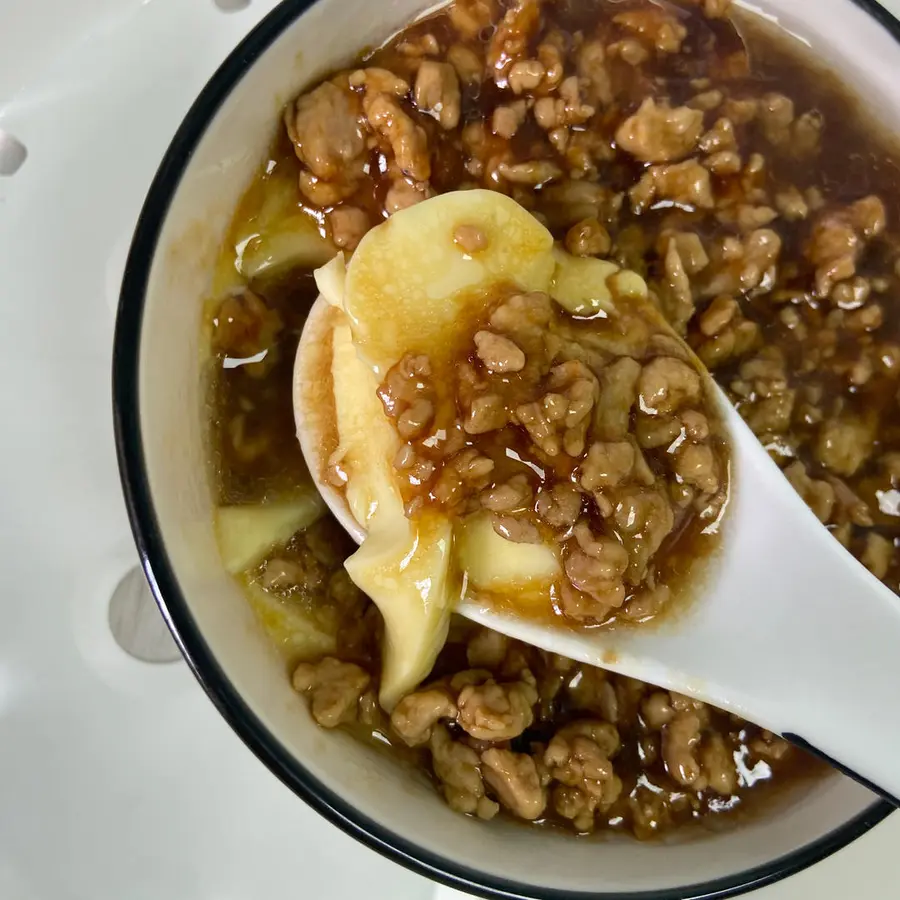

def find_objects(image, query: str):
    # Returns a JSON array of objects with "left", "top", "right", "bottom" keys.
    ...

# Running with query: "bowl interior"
[{"left": 123, "top": 0, "right": 894, "bottom": 895}]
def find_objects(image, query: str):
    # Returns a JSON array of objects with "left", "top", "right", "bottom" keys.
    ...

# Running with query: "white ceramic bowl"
[{"left": 113, "top": 1, "right": 897, "bottom": 896}]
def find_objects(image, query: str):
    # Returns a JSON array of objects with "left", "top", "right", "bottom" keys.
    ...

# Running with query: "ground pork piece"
[
  {"left": 292, "top": 658, "right": 370, "bottom": 728},
  {"left": 535, "top": 482, "right": 584, "bottom": 528},
  {"left": 638, "top": 357, "right": 701, "bottom": 415},
  {"left": 492, "top": 100, "right": 529, "bottom": 139},
  {"left": 862, "top": 533, "right": 894, "bottom": 580},
  {"left": 564, "top": 549, "right": 627, "bottom": 598},
  {"left": 489, "top": 291, "right": 555, "bottom": 338},
  {"left": 465, "top": 393, "right": 508, "bottom": 435},
  {"left": 496, "top": 159, "right": 563, "bottom": 186},
  {"left": 487, "top": 0, "right": 542, "bottom": 82},
  {"left": 492, "top": 515, "right": 543, "bottom": 544},
  {"left": 348, "top": 67, "right": 409, "bottom": 96},
  {"left": 702, "top": 733, "right": 737, "bottom": 795},
  {"left": 327, "top": 206, "right": 370, "bottom": 251},
  {"left": 414, "top": 61, "right": 461, "bottom": 130},
  {"left": 533, "top": 76, "right": 596, "bottom": 130},
  {"left": 581, "top": 441, "right": 635, "bottom": 490},
  {"left": 545, "top": 721, "right": 623, "bottom": 831},
  {"left": 674, "top": 442, "right": 719, "bottom": 494},
  {"left": 758, "top": 92, "right": 794, "bottom": 145},
  {"left": 481, "top": 474, "right": 533, "bottom": 515},
  {"left": 481, "top": 749, "right": 547, "bottom": 820},
  {"left": 609, "top": 37, "right": 651, "bottom": 66},
  {"left": 573, "top": 523, "right": 630, "bottom": 579},
  {"left": 699, "top": 116, "right": 737, "bottom": 154},
  {"left": 614, "top": 8, "right": 687, "bottom": 53},
  {"left": 630, "top": 161, "right": 714, "bottom": 213},
  {"left": 702, "top": 229, "right": 782, "bottom": 297},
  {"left": 363, "top": 92, "right": 431, "bottom": 181},
  {"left": 390, "top": 687, "right": 458, "bottom": 746},
  {"left": 474, "top": 330, "right": 526, "bottom": 373},
  {"left": 636, "top": 414, "right": 681, "bottom": 449},
  {"left": 285, "top": 82, "right": 365, "bottom": 180},
  {"left": 662, "top": 711, "right": 704, "bottom": 787},
  {"left": 467, "top": 628, "right": 511, "bottom": 669},
  {"left": 430, "top": 725, "right": 499, "bottom": 819},
  {"left": 565, "top": 218, "right": 612, "bottom": 257},
  {"left": 577, "top": 39, "right": 613, "bottom": 106},
  {"left": 614, "top": 488, "right": 675, "bottom": 584},
  {"left": 642, "top": 691, "right": 675, "bottom": 728},
  {"left": 457, "top": 678, "right": 538, "bottom": 740},
  {"left": 592, "top": 357, "right": 642, "bottom": 441},
  {"left": 807, "top": 197, "right": 886, "bottom": 296},
  {"left": 616, "top": 98, "right": 704, "bottom": 163},
  {"left": 212, "top": 289, "right": 283, "bottom": 363},
  {"left": 385, "top": 178, "right": 429, "bottom": 215},
  {"left": 558, "top": 579, "right": 626, "bottom": 622},
  {"left": 815, "top": 416, "right": 875, "bottom": 477},
  {"left": 507, "top": 59, "right": 545, "bottom": 93},
  {"left": 784, "top": 462, "right": 835, "bottom": 523},
  {"left": 450, "top": 0, "right": 496, "bottom": 38},
  {"left": 660, "top": 236, "right": 696, "bottom": 334},
  {"left": 447, "top": 43, "right": 484, "bottom": 86}
]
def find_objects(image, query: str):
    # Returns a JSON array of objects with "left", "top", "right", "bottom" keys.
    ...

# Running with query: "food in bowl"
[
  {"left": 206, "top": 0, "right": 899, "bottom": 838},
  {"left": 300, "top": 187, "right": 731, "bottom": 707}
]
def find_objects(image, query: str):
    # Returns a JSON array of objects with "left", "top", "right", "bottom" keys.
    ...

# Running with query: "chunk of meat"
[
  {"left": 385, "top": 178, "right": 429, "bottom": 215},
  {"left": 614, "top": 8, "right": 687, "bottom": 53},
  {"left": 535, "top": 482, "right": 584, "bottom": 528},
  {"left": 565, "top": 218, "right": 612, "bottom": 257},
  {"left": 430, "top": 725, "right": 499, "bottom": 819},
  {"left": 481, "top": 749, "right": 548, "bottom": 820},
  {"left": 363, "top": 92, "right": 431, "bottom": 181},
  {"left": 702, "top": 229, "right": 782, "bottom": 298},
  {"left": 815, "top": 416, "right": 875, "bottom": 477},
  {"left": 492, "top": 101, "right": 528, "bottom": 139},
  {"left": 533, "top": 76, "right": 596, "bottom": 130},
  {"left": 614, "top": 488, "right": 676, "bottom": 584},
  {"left": 474, "top": 330, "right": 527, "bottom": 373},
  {"left": 414, "top": 61, "right": 461, "bottom": 130},
  {"left": 638, "top": 357, "right": 701, "bottom": 415},
  {"left": 545, "top": 720, "right": 623, "bottom": 831},
  {"left": 449, "top": 0, "right": 496, "bottom": 39},
  {"left": 487, "top": 0, "right": 542, "bottom": 83},
  {"left": 285, "top": 81, "right": 365, "bottom": 180},
  {"left": 662, "top": 711, "right": 704, "bottom": 787},
  {"left": 630, "top": 161, "right": 714, "bottom": 213},
  {"left": 457, "top": 678, "right": 538, "bottom": 740},
  {"left": 616, "top": 99, "right": 704, "bottom": 163},
  {"left": 348, "top": 67, "right": 409, "bottom": 96},
  {"left": 593, "top": 357, "right": 642, "bottom": 441},
  {"left": 327, "top": 206, "right": 370, "bottom": 251},
  {"left": 481, "top": 474, "right": 533, "bottom": 513},
  {"left": 674, "top": 442, "right": 719, "bottom": 494},
  {"left": 581, "top": 441, "right": 635, "bottom": 490},
  {"left": 862, "top": 533, "right": 894, "bottom": 581},
  {"left": 292, "top": 658, "right": 370, "bottom": 728},
  {"left": 390, "top": 687, "right": 458, "bottom": 746}
]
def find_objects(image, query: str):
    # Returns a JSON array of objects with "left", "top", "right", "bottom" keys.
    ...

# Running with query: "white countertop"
[{"left": 0, "top": 1, "right": 897, "bottom": 897}]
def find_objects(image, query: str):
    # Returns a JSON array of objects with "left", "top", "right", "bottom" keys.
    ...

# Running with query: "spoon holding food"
[{"left": 293, "top": 189, "right": 900, "bottom": 804}]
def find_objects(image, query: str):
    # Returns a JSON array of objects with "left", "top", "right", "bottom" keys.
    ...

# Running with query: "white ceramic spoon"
[{"left": 296, "top": 292, "right": 900, "bottom": 805}]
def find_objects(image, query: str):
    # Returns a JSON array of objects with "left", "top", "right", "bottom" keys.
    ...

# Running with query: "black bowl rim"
[{"left": 112, "top": 0, "right": 895, "bottom": 897}]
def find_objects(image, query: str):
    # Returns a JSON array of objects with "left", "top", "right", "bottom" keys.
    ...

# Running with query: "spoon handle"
[{"left": 686, "top": 403, "right": 900, "bottom": 803}]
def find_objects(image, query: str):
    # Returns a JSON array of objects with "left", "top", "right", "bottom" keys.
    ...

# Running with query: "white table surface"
[{"left": 0, "top": 1, "right": 897, "bottom": 898}]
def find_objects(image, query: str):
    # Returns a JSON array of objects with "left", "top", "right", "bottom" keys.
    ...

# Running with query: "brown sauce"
[{"left": 205, "top": 0, "right": 900, "bottom": 839}]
